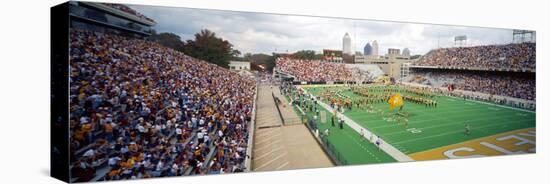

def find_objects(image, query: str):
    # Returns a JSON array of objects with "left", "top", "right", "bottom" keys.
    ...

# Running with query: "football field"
[{"left": 291, "top": 85, "right": 536, "bottom": 164}]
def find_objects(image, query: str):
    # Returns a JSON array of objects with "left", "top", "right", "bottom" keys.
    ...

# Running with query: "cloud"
[{"left": 130, "top": 4, "right": 517, "bottom": 56}]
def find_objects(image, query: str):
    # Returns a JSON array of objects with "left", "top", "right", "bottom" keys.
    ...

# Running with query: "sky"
[{"left": 130, "top": 4, "right": 519, "bottom": 56}]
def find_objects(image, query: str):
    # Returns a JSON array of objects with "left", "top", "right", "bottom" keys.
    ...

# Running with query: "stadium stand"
[
  {"left": 406, "top": 69, "right": 535, "bottom": 101},
  {"left": 276, "top": 58, "right": 352, "bottom": 82},
  {"left": 69, "top": 29, "right": 256, "bottom": 181},
  {"left": 346, "top": 64, "right": 384, "bottom": 80},
  {"left": 413, "top": 43, "right": 535, "bottom": 71},
  {"left": 102, "top": 3, "right": 156, "bottom": 23},
  {"left": 406, "top": 43, "right": 535, "bottom": 102},
  {"left": 275, "top": 58, "right": 377, "bottom": 83}
]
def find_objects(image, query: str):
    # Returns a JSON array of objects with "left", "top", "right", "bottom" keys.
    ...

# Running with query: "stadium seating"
[
  {"left": 413, "top": 43, "right": 535, "bottom": 71},
  {"left": 103, "top": 3, "right": 156, "bottom": 23},
  {"left": 69, "top": 29, "right": 255, "bottom": 181},
  {"left": 275, "top": 58, "right": 375, "bottom": 82},
  {"left": 407, "top": 69, "right": 535, "bottom": 101},
  {"left": 345, "top": 64, "right": 384, "bottom": 78}
]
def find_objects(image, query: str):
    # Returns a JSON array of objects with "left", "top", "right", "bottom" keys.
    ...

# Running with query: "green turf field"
[
  {"left": 283, "top": 88, "right": 396, "bottom": 165},
  {"left": 303, "top": 85, "right": 536, "bottom": 155},
  {"left": 284, "top": 84, "right": 536, "bottom": 164}
]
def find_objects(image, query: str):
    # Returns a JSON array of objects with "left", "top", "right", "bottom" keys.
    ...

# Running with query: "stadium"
[{"left": 63, "top": 1, "right": 536, "bottom": 182}]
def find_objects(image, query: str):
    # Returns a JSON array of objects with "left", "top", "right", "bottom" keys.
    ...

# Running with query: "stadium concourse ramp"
[{"left": 251, "top": 84, "right": 333, "bottom": 171}]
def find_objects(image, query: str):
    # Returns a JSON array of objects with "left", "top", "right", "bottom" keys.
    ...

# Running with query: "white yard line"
[
  {"left": 367, "top": 107, "right": 528, "bottom": 130},
  {"left": 446, "top": 95, "right": 535, "bottom": 113},
  {"left": 300, "top": 87, "right": 414, "bottom": 162},
  {"left": 391, "top": 118, "right": 534, "bottom": 145},
  {"left": 381, "top": 114, "right": 531, "bottom": 137}
]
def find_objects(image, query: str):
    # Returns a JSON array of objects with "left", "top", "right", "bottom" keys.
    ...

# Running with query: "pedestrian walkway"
[{"left": 252, "top": 84, "right": 333, "bottom": 171}]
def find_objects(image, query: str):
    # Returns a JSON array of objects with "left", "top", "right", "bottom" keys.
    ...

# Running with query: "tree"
[
  {"left": 183, "top": 29, "right": 240, "bottom": 68},
  {"left": 410, "top": 54, "right": 422, "bottom": 59},
  {"left": 292, "top": 50, "right": 318, "bottom": 60},
  {"left": 148, "top": 32, "right": 185, "bottom": 52}
]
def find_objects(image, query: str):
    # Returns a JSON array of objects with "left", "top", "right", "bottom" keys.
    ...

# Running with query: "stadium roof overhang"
[
  {"left": 70, "top": 13, "right": 153, "bottom": 36},
  {"left": 81, "top": 2, "right": 156, "bottom": 27}
]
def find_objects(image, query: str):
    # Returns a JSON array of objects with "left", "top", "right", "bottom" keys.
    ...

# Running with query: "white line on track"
[
  {"left": 254, "top": 132, "right": 282, "bottom": 145},
  {"left": 254, "top": 146, "right": 284, "bottom": 161},
  {"left": 275, "top": 162, "right": 290, "bottom": 170},
  {"left": 255, "top": 152, "right": 288, "bottom": 170},
  {"left": 254, "top": 139, "right": 282, "bottom": 151}
]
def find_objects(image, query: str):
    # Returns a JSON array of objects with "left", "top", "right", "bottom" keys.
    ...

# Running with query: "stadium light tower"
[{"left": 513, "top": 30, "right": 535, "bottom": 43}]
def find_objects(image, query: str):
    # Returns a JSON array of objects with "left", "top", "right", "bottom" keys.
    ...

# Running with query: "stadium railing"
[
  {"left": 272, "top": 92, "right": 286, "bottom": 125},
  {"left": 244, "top": 84, "right": 259, "bottom": 171},
  {"left": 292, "top": 104, "right": 347, "bottom": 166}
]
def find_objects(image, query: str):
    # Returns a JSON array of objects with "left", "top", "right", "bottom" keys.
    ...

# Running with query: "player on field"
[
  {"left": 376, "top": 136, "right": 382, "bottom": 150},
  {"left": 464, "top": 124, "right": 471, "bottom": 135},
  {"left": 370, "top": 134, "right": 374, "bottom": 143}
]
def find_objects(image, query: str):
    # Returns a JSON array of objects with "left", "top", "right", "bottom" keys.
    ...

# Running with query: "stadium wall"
[{"left": 244, "top": 85, "right": 259, "bottom": 171}]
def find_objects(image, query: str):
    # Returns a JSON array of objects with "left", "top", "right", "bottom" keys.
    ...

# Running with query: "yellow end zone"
[{"left": 409, "top": 127, "right": 536, "bottom": 161}]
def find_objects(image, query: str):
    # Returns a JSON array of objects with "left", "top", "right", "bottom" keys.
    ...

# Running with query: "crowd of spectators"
[
  {"left": 102, "top": 3, "right": 156, "bottom": 23},
  {"left": 276, "top": 58, "right": 359, "bottom": 82},
  {"left": 69, "top": 29, "right": 256, "bottom": 181},
  {"left": 414, "top": 43, "right": 535, "bottom": 71},
  {"left": 407, "top": 69, "right": 535, "bottom": 101}
]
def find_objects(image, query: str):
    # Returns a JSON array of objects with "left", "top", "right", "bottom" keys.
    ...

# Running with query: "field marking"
[
  {"left": 345, "top": 96, "right": 534, "bottom": 130},
  {"left": 446, "top": 95, "right": 535, "bottom": 113},
  {"left": 309, "top": 88, "right": 534, "bottom": 130},
  {"left": 365, "top": 108, "right": 531, "bottom": 130},
  {"left": 341, "top": 98, "right": 522, "bottom": 121},
  {"left": 301, "top": 87, "right": 413, "bottom": 162},
  {"left": 408, "top": 127, "right": 536, "bottom": 160},
  {"left": 385, "top": 118, "right": 531, "bottom": 144},
  {"left": 390, "top": 119, "right": 534, "bottom": 145},
  {"left": 366, "top": 107, "right": 527, "bottom": 138},
  {"left": 304, "top": 86, "right": 536, "bottom": 161},
  {"left": 341, "top": 128, "right": 383, "bottom": 163},
  {"left": 380, "top": 113, "right": 531, "bottom": 137}
]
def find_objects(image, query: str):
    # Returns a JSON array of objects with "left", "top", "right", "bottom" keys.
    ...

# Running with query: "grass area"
[
  {"left": 283, "top": 88, "right": 397, "bottom": 165},
  {"left": 303, "top": 85, "right": 536, "bottom": 155}
]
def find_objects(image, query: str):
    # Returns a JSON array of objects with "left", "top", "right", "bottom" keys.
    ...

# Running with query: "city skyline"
[{"left": 131, "top": 4, "right": 523, "bottom": 56}]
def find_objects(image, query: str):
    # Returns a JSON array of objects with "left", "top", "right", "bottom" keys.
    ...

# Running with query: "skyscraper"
[
  {"left": 372, "top": 40, "right": 379, "bottom": 56},
  {"left": 363, "top": 43, "right": 372, "bottom": 55},
  {"left": 402, "top": 48, "right": 411, "bottom": 57},
  {"left": 343, "top": 33, "right": 352, "bottom": 55}
]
